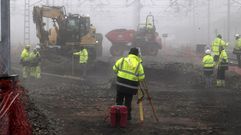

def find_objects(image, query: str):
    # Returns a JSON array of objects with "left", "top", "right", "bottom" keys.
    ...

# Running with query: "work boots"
[
  {"left": 127, "top": 112, "right": 132, "bottom": 120},
  {"left": 217, "top": 80, "right": 225, "bottom": 87},
  {"left": 216, "top": 80, "right": 222, "bottom": 87},
  {"left": 221, "top": 80, "right": 226, "bottom": 87}
]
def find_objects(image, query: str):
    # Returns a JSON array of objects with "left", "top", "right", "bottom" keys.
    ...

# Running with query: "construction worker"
[
  {"left": 30, "top": 47, "right": 41, "bottom": 79},
  {"left": 211, "top": 34, "right": 228, "bottom": 63},
  {"left": 202, "top": 49, "right": 215, "bottom": 88},
  {"left": 20, "top": 44, "right": 31, "bottom": 79},
  {"left": 216, "top": 46, "right": 228, "bottom": 87},
  {"left": 113, "top": 47, "right": 145, "bottom": 120},
  {"left": 233, "top": 34, "right": 241, "bottom": 67},
  {"left": 73, "top": 47, "right": 88, "bottom": 77},
  {"left": 90, "top": 24, "right": 96, "bottom": 34},
  {"left": 146, "top": 13, "right": 155, "bottom": 32}
]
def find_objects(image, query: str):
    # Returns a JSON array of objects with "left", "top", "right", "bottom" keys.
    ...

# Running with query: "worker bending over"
[{"left": 113, "top": 47, "right": 145, "bottom": 120}]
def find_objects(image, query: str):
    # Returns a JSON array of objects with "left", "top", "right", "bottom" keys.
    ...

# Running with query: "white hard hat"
[
  {"left": 25, "top": 44, "right": 30, "bottom": 48},
  {"left": 205, "top": 49, "right": 211, "bottom": 54},
  {"left": 235, "top": 34, "right": 240, "bottom": 37},
  {"left": 35, "top": 45, "right": 40, "bottom": 49}
]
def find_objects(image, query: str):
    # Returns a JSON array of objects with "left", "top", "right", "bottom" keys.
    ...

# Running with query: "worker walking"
[
  {"left": 233, "top": 34, "right": 241, "bottom": 67},
  {"left": 211, "top": 34, "right": 228, "bottom": 63},
  {"left": 20, "top": 45, "right": 31, "bottom": 79},
  {"left": 30, "top": 47, "right": 41, "bottom": 79},
  {"left": 73, "top": 47, "right": 88, "bottom": 77},
  {"left": 202, "top": 49, "right": 215, "bottom": 88},
  {"left": 113, "top": 47, "right": 145, "bottom": 120},
  {"left": 216, "top": 46, "right": 229, "bottom": 87}
]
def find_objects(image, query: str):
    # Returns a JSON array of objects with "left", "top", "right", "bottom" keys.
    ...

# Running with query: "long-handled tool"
[
  {"left": 140, "top": 80, "right": 159, "bottom": 122},
  {"left": 137, "top": 88, "right": 145, "bottom": 124}
]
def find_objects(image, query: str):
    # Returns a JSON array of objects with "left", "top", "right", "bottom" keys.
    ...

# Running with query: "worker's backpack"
[{"left": 110, "top": 105, "right": 127, "bottom": 128}]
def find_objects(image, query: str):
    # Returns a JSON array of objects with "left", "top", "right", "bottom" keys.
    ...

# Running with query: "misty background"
[{"left": 10, "top": 0, "right": 241, "bottom": 54}]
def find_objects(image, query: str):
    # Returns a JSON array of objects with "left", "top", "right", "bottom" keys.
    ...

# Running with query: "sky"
[{"left": 10, "top": 0, "right": 241, "bottom": 49}]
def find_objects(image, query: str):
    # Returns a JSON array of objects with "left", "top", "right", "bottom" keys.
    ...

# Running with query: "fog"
[{"left": 10, "top": 0, "right": 241, "bottom": 53}]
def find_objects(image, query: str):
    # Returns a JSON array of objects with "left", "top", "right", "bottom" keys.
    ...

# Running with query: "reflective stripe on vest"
[
  {"left": 117, "top": 57, "right": 142, "bottom": 77},
  {"left": 203, "top": 68, "right": 214, "bottom": 71},
  {"left": 116, "top": 81, "right": 139, "bottom": 89}
]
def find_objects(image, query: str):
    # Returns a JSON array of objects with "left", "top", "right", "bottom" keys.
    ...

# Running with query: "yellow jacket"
[
  {"left": 211, "top": 38, "right": 227, "bottom": 55},
  {"left": 235, "top": 38, "right": 241, "bottom": 50},
  {"left": 21, "top": 49, "right": 30, "bottom": 62},
  {"left": 113, "top": 54, "right": 145, "bottom": 82},
  {"left": 73, "top": 48, "right": 88, "bottom": 64},
  {"left": 218, "top": 50, "right": 228, "bottom": 65},
  {"left": 202, "top": 54, "right": 214, "bottom": 68}
]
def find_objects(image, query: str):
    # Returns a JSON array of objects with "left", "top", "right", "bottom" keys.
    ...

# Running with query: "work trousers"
[
  {"left": 203, "top": 70, "right": 213, "bottom": 88},
  {"left": 22, "top": 66, "right": 31, "bottom": 79},
  {"left": 214, "top": 55, "right": 219, "bottom": 63},
  {"left": 79, "top": 63, "right": 87, "bottom": 77},
  {"left": 116, "top": 91, "right": 133, "bottom": 119},
  {"left": 236, "top": 54, "right": 241, "bottom": 67},
  {"left": 217, "top": 66, "right": 226, "bottom": 80},
  {"left": 30, "top": 66, "right": 41, "bottom": 79}
]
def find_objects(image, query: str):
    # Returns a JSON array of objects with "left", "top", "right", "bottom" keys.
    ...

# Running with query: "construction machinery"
[
  {"left": 106, "top": 14, "right": 162, "bottom": 56},
  {"left": 33, "top": 5, "right": 103, "bottom": 62}
]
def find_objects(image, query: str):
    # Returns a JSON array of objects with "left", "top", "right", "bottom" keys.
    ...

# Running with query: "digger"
[{"left": 32, "top": 5, "right": 103, "bottom": 62}]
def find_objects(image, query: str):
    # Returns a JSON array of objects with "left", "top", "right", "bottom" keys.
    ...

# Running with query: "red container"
[
  {"left": 119, "top": 106, "right": 127, "bottom": 128},
  {"left": 110, "top": 106, "right": 117, "bottom": 127},
  {"left": 110, "top": 105, "right": 127, "bottom": 128},
  {"left": 105, "top": 29, "right": 135, "bottom": 44}
]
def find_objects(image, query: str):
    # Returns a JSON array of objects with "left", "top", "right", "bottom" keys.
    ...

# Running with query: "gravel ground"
[{"left": 13, "top": 60, "right": 241, "bottom": 135}]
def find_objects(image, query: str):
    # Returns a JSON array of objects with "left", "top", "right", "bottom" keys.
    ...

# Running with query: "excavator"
[{"left": 33, "top": 5, "right": 103, "bottom": 62}]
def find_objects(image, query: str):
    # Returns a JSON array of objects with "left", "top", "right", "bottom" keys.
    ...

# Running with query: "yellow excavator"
[{"left": 33, "top": 5, "right": 103, "bottom": 62}]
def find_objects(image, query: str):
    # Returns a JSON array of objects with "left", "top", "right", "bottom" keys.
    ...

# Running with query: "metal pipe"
[{"left": 0, "top": 0, "right": 11, "bottom": 74}]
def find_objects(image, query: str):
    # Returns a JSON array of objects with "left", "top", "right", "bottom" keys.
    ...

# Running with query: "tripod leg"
[
  {"left": 138, "top": 88, "right": 144, "bottom": 123},
  {"left": 141, "top": 81, "right": 159, "bottom": 122}
]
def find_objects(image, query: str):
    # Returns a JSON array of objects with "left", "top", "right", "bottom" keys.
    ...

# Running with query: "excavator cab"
[
  {"left": 58, "top": 14, "right": 93, "bottom": 45},
  {"left": 145, "top": 14, "right": 156, "bottom": 33}
]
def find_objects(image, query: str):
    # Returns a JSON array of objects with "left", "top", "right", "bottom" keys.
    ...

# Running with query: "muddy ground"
[{"left": 11, "top": 48, "right": 241, "bottom": 135}]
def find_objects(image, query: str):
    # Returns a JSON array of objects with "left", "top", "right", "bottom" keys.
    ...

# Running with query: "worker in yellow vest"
[
  {"left": 202, "top": 49, "right": 215, "bottom": 88},
  {"left": 113, "top": 47, "right": 145, "bottom": 120},
  {"left": 217, "top": 46, "right": 228, "bottom": 87},
  {"left": 20, "top": 44, "right": 31, "bottom": 79},
  {"left": 73, "top": 47, "right": 88, "bottom": 77},
  {"left": 211, "top": 34, "right": 228, "bottom": 63},
  {"left": 30, "top": 47, "right": 41, "bottom": 79},
  {"left": 233, "top": 34, "right": 241, "bottom": 67}
]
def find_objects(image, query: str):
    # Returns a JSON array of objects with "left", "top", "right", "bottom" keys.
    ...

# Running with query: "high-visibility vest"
[
  {"left": 73, "top": 48, "right": 88, "bottom": 64},
  {"left": 202, "top": 54, "right": 214, "bottom": 68},
  {"left": 21, "top": 49, "right": 30, "bottom": 61},
  {"left": 30, "top": 51, "right": 41, "bottom": 66},
  {"left": 235, "top": 38, "right": 241, "bottom": 50},
  {"left": 113, "top": 54, "right": 145, "bottom": 89},
  {"left": 218, "top": 50, "right": 228, "bottom": 65},
  {"left": 211, "top": 38, "right": 226, "bottom": 55}
]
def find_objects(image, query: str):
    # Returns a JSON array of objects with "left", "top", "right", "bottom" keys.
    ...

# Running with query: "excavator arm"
[{"left": 33, "top": 5, "right": 66, "bottom": 47}]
